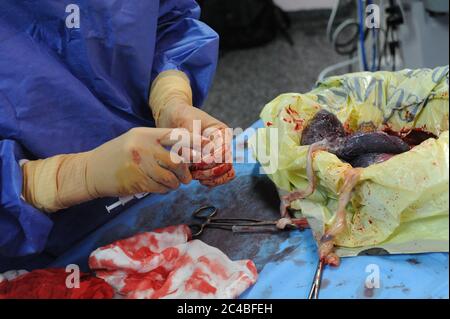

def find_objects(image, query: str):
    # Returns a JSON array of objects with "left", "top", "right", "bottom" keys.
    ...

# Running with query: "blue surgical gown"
[{"left": 0, "top": 0, "right": 218, "bottom": 270}]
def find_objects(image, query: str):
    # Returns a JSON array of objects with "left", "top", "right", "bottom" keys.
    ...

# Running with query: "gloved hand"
[
  {"left": 161, "top": 100, "right": 235, "bottom": 187},
  {"left": 149, "top": 70, "right": 235, "bottom": 186},
  {"left": 22, "top": 128, "right": 195, "bottom": 212}
]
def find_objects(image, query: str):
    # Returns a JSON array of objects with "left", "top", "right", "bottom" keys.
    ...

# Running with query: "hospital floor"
[{"left": 203, "top": 13, "right": 343, "bottom": 130}]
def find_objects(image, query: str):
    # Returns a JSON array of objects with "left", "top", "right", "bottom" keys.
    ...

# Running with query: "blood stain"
[
  {"left": 293, "top": 259, "right": 306, "bottom": 266},
  {"left": 271, "top": 246, "right": 297, "bottom": 263},
  {"left": 212, "top": 164, "right": 231, "bottom": 177},
  {"left": 131, "top": 149, "right": 141, "bottom": 165},
  {"left": 321, "top": 279, "right": 330, "bottom": 289},
  {"left": 364, "top": 287, "right": 375, "bottom": 298},
  {"left": 407, "top": 258, "right": 421, "bottom": 265}
]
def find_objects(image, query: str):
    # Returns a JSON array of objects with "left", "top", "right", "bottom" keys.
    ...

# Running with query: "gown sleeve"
[
  {"left": 0, "top": 139, "right": 53, "bottom": 257},
  {"left": 152, "top": 0, "right": 219, "bottom": 107}
]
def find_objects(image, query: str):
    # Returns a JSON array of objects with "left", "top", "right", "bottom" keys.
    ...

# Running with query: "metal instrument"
[
  {"left": 190, "top": 205, "right": 300, "bottom": 237},
  {"left": 308, "top": 259, "right": 325, "bottom": 299}
]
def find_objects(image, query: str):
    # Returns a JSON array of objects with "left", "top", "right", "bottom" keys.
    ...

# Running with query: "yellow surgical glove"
[
  {"left": 149, "top": 70, "right": 193, "bottom": 128},
  {"left": 22, "top": 128, "right": 193, "bottom": 213}
]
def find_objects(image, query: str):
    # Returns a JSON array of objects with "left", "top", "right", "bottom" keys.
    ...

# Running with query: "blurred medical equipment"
[{"left": 319, "top": 0, "right": 449, "bottom": 81}]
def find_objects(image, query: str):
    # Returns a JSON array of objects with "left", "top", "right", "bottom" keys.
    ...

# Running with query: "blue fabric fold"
[{"left": 0, "top": 140, "right": 53, "bottom": 257}]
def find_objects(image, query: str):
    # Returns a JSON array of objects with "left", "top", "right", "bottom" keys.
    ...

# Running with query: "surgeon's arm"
[
  {"left": 150, "top": 0, "right": 235, "bottom": 186},
  {"left": 21, "top": 128, "right": 196, "bottom": 213},
  {"left": 149, "top": 0, "right": 218, "bottom": 128}
]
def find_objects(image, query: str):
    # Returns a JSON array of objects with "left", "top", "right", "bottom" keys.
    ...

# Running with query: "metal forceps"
[
  {"left": 308, "top": 259, "right": 325, "bottom": 299},
  {"left": 190, "top": 205, "right": 297, "bottom": 237}
]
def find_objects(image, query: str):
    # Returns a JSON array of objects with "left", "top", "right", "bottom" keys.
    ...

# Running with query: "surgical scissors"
[
  {"left": 190, "top": 205, "right": 300, "bottom": 237},
  {"left": 308, "top": 259, "right": 325, "bottom": 299}
]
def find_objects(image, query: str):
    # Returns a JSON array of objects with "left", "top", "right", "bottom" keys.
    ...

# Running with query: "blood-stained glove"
[
  {"left": 0, "top": 269, "right": 114, "bottom": 299},
  {"left": 22, "top": 128, "right": 195, "bottom": 212},
  {"left": 89, "top": 225, "right": 258, "bottom": 299},
  {"left": 149, "top": 70, "right": 235, "bottom": 187}
]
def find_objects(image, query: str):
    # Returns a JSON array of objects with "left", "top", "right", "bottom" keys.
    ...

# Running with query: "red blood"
[
  {"left": 150, "top": 254, "right": 194, "bottom": 299},
  {"left": 286, "top": 106, "right": 299, "bottom": 115},
  {"left": 131, "top": 149, "right": 141, "bottom": 165},
  {"left": 246, "top": 261, "right": 258, "bottom": 277},
  {"left": 0, "top": 269, "right": 113, "bottom": 299},
  {"left": 212, "top": 163, "right": 232, "bottom": 177},
  {"left": 116, "top": 235, "right": 156, "bottom": 259},
  {"left": 184, "top": 269, "right": 217, "bottom": 295},
  {"left": 89, "top": 257, "right": 117, "bottom": 270},
  {"left": 291, "top": 218, "right": 309, "bottom": 229},
  {"left": 161, "top": 247, "right": 180, "bottom": 263},
  {"left": 147, "top": 234, "right": 160, "bottom": 249},
  {"left": 284, "top": 106, "right": 305, "bottom": 131},
  {"left": 383, "top": 126, "right": 437, "bottom": 146},
  {"left": 326, "top": 255, "right": 340, "bottom": 267},
  {"left": 150, "top": 275, "right": 175, "bottom": 299},
  {"left": 201, "top": 168, "right": 236, "bottom": 187},
  {"left": 122, "top": 268, "right": 168, "bottom": 295},
  {"left": 190, "top": 148, "right": 228, "bottom": 171},
  {"left": 198, "top": 256, "right": 228, "bottom": 279},
  {"left": 190, "top": 162, "right": 216, "bottom": 171},
  {"left": 343, "top": 121, "right": 353, "bottom": 134},
  {"left": 173, "top": 254, "right": 194, "bottom": 269},
  {"left": 132, "top": 246, "right": 154, "bottom": 259},
  {"left": 190, "top": 163, "right": 233, "bottom": 180}
]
